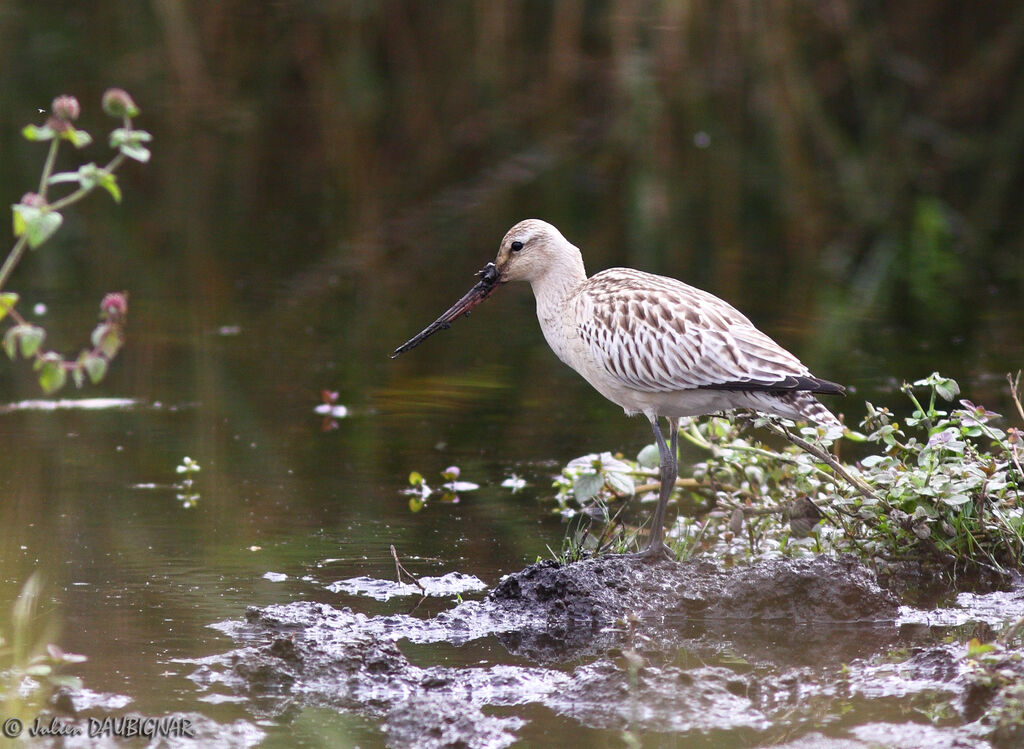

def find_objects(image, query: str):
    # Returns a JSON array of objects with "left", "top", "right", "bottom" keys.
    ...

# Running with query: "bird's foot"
[{"left": 625, "top": 541, "right": 676, "bottom": 563}]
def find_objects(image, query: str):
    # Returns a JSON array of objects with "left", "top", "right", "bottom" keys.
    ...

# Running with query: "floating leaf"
[
  {"left": 408, "top": 471, "right": 424, "bottom": 486},
  {"left": 501, "top": 475, "right": 527, "bottom": 493},
  {"left": 443, "top": 480, "right": 479, "bottom": 493}
]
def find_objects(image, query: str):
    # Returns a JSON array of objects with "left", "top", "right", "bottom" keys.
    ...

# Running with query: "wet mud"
[
  {"left": 30, "top": 554, "right": 1021, "bottom": 747},
  {"left": 175, "top": 554, "right": 1024, "bottom": 748}
]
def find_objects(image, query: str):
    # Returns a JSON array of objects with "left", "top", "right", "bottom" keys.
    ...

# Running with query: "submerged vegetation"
[{"left": 552, "top": 373, "right": 1024, "bottom": 582}]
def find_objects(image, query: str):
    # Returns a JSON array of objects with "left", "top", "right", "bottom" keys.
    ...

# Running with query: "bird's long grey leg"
[{"left": 641, "top": 416, "right": 679, "bottom": 557}]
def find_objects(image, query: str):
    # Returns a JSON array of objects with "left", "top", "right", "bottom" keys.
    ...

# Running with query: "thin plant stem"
[
  {"left": 37, "top": 139, "right": 60, "bottom": 198},
  {"left": 0, "top": 236, "right": 29, "bottom": 294},
  {"left": 765, "top": 421, "right": 880, "bottom": 501},
  {"left": 48, "top": 153, "right": 127, "bottom": 212}
]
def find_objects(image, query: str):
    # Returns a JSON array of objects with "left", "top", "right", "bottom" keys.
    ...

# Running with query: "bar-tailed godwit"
[{"left": 393, "top": 219, "right": 844, "bottom": 558}]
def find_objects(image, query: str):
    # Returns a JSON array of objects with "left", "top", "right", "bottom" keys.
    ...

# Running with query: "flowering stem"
[
  {"left": 48, "top": 152, "right": 127, "bottom": 213},
  {"left": 0, "top": 235, "right": 30, "bottom": 294},
  {"left": 37, "top": 139, "right": 60, "bottom": 198}
]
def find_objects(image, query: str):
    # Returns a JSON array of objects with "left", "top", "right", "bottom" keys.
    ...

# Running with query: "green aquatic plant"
[
  {"left": 0, "top": 574, "right": 87, "bottom": 730},
  {"left": 405, "top": 465, "right": 479, "bottom": 512},
  {"left": 175, "top": 456, "right": 201, "bottom": 508},
  {"left": 550, "top": 372, "right": 1024, "bottom": 580},
  {"left": 0, "top": 90, "right": 149, "bottom": 394}
]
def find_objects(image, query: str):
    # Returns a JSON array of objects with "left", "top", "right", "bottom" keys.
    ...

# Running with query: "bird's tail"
[{"left": 752, "top": 390, "right": 842, "bottom": 428}]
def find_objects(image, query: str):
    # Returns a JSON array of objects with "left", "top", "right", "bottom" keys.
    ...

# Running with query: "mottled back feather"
[{"left": 576, "top": 268, "right": 843, "bottom": 407}]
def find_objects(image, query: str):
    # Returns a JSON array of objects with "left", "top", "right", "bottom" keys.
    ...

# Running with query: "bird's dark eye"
[{"left": 511, "top": 240, "right": 523, "bottom": 252}]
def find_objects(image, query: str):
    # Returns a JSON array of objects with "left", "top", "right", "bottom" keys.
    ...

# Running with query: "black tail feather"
[{"left": 701, "top": 375, "right": 845, "bottom": 396}]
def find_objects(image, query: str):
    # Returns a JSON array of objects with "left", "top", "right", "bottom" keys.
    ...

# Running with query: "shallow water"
[{"left": 1, "top": 3, "right": 1023, "bottom": 747}]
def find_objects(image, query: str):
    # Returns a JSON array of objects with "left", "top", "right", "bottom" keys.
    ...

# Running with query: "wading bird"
[{"left": 392, "top": 220, "right": 843, "bottom": 558}]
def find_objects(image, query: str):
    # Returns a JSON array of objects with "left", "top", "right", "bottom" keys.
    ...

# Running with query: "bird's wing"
[{"left": 576, "top": 269, "right": 821, "bottom": 394}]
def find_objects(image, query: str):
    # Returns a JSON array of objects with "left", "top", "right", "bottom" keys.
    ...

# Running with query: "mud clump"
[
  {"left": 490, "top": 553, "right": 899, "bottom": 623},
  {"left": 186, "top": 554, "right": 1021, "bottom": 749}
]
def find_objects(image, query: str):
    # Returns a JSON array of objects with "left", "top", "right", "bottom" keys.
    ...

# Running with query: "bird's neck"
[
  {"left": 528, "top": 249, "right": 587, "bottom": 367},
  {"left": 528, "top": 249, "right": 587, "bottom": 310}
]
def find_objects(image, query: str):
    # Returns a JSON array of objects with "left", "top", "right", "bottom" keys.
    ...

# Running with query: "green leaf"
[
  {"left": 573, "top": 472, "right": 604, "bottom": 502},
  {"left": 637, "top": 443, "right": 661, "bottom": 469},
  {"left": 935, "top": 379, "right": 960, "bottom": 402},
  {"left": 97, "top": 171, "right": 121, "bottom": 202},
  {"left": 3, "top": 327, "right": 19, "bottom": 359},
  {"left": 408, "top": 471, "right": 423, "bottom": 486},
  {"left": 37, "top": 356, "right": 66, "bottom": 394},
  {"left": 61, "top": 127, "right": 92, "bottom": 149},
  {"left": 110, "top": 128, "right": 153, "bottom": 163},
  {"left": 22, "top": 124, "right": 55, "bottom": 141},
  {"left": 76, "top": 163, "right": 99, "bottom": 190},
  {"left": 966, "top": 638, "right": 996, "bottom": 658},
  {"left": 119, "top": 143, "right": 150, "bottom": 162},
  {"left": 83, "top": 354, "right": 107, "bottom": 384},
  {"left": 91, "top": 322, "right": 123, "bottom": 358},
  {"left": 606, "top": 471, "right": 634, "bottom": 496},
  {"left": 914, "top": 372, "right": 960, "bottom": 401},
  {"left": 17, "top": 325, "right": 45, "bottom": 357},
  {"left": 0, "top": 292, "right": 18, "bottom": 323},
  {"left": 12, "top": 204, "right": 63, "bottom": 248},
  {"left": 12, "top": 203, "right": 29, "bottom": 237}
]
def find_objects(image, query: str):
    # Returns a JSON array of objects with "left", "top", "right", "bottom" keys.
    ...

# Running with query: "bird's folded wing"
[{"left": 577, "top": 270, "right": 817, "bottom": 394}]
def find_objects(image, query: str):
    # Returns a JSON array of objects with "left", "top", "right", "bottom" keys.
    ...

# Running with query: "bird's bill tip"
[{"left": 390, "top": 261, "right": 502, "bottom": 358}]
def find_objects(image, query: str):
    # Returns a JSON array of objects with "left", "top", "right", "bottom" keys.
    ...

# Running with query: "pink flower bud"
[
  {"left": 52, "top": 95, "right": 81, "bottom": 121},
  {"left": 100, "top": 292, "right": 129, "bottom": 320},
  {"left": 102, "top": 88, "right": 139, "bottom": 118}
]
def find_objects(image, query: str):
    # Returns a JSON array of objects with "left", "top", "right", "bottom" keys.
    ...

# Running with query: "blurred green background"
[{"left": 0, "top": 0, "right": 1021, "bottom": 740}]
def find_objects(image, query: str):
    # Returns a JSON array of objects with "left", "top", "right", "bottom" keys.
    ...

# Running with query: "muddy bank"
[{"left": 178, "top": 553, "right": 1024, "bottom": 748}]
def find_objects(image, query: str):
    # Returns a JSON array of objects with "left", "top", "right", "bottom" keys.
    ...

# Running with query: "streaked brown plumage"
[{"left": 393, "top": 219, "right": 844, "bottom": 557}]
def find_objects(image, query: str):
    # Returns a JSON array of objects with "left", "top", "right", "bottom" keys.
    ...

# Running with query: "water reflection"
[{"left": 0, "top": 2, "right": 1022, "bottom": 746}]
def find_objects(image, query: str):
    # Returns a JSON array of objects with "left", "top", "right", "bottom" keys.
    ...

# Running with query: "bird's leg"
[{"left": 639, "top": 416, "right": 680, "bottom": 559}]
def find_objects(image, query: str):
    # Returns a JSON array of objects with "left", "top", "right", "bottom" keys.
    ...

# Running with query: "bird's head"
[
  {"left": 390, "top": 219, "right": 579, "bottom": 357},
  {"left": 493, "top": 219, "right": 576, "bottom": 284}
]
